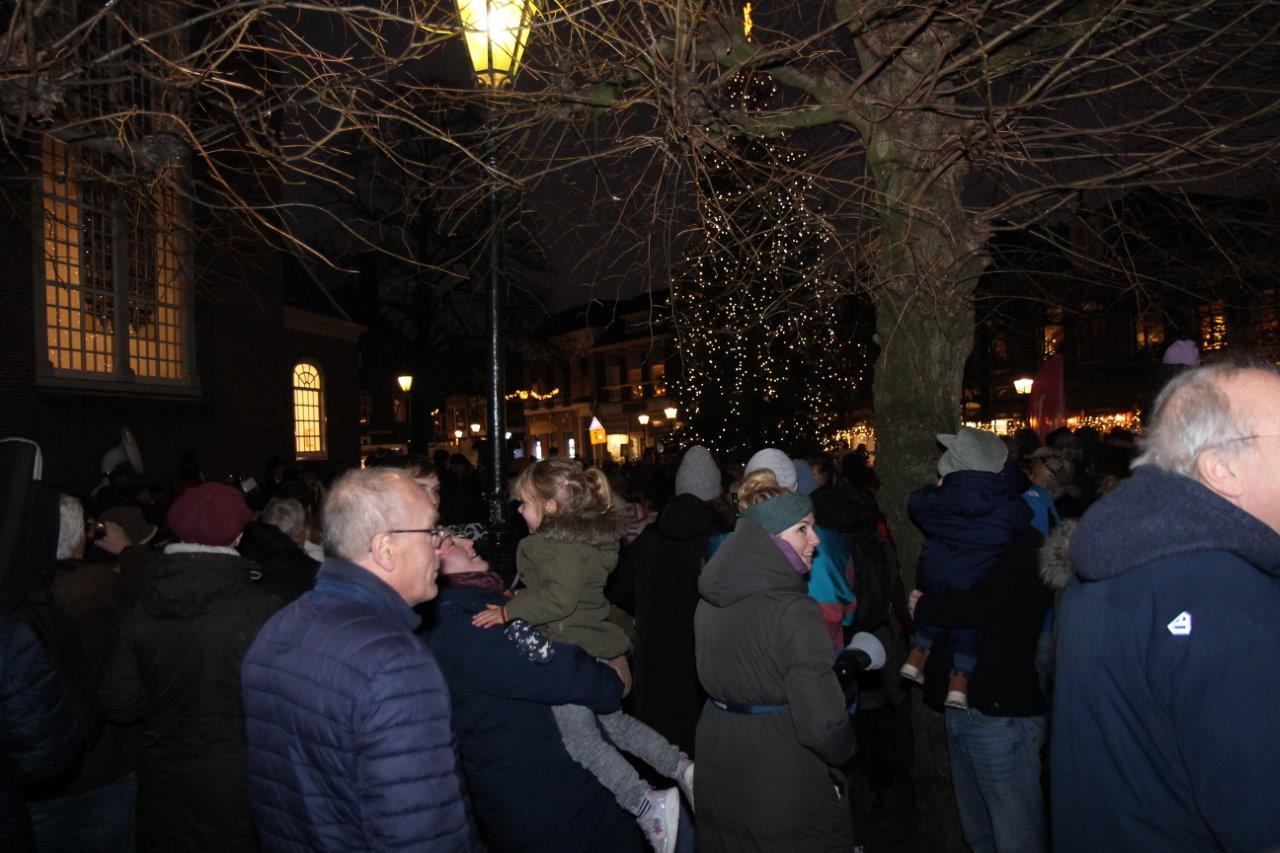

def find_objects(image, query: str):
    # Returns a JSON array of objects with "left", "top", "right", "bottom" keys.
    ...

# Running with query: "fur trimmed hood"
[
  {"left": 1039, "top": 519, "right": 1077, "bottom": 591},
  {"left": 536, "top": 506, "right": 628, "bottom": 549}
]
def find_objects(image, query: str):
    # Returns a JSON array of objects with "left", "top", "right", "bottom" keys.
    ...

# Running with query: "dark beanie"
[{"left": 741, "top": 492, "right": 813, "bottom": 535}]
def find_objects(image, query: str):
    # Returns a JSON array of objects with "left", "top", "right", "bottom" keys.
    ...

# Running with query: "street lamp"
[
  {"left": 664, "top": 406, "right": 678, "bottom": 420},
  {"left": 637, "top": 413, "right": 650, "bottom": 455},
  {"left": 455, "top": 0, "right": 537, "bottom": 88},
  {"left": 470, "top": 422, "right": 482, "bottom": 434},
  {"left": 396, "top": 375, "right": 414, "bottom": 449},
  {"left": 397, "top": 375, "right": 414, "bottom": 393},
  {"left": 452, "top": 0, "right": 538, "bottom": 569},
  {"left": 1014, "top": 377, "right": 1034, "bottom": 395}
]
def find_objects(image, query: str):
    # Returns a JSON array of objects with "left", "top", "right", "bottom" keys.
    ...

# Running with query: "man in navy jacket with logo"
[
  {"left": 1053, "top": 363, "right": 1280, "bottom": 850},
  {"left": 241, "top": 468, "right": 471, "bottom": 851}
]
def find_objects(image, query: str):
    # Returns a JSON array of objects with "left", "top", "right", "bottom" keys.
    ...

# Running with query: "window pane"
[{"left": 293, "top": 362, "right": 327, "bottom": 457}]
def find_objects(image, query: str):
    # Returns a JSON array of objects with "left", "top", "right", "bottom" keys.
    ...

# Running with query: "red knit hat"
[{"left": 166, "top": 482, "right": 252, "bottom": 546}]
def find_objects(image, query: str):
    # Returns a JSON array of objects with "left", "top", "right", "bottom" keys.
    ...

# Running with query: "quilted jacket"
[
  {"left": 241, "top": 557, "right": 471, "bottom": 851},
  {"left": 0, "top": 613, "right": 82, "bottom": 848}
]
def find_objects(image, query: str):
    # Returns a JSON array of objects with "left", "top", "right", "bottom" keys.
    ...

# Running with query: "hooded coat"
[
  {"left": 98, "top": 544, "right": 279, "bottom": 851},
  {"left": 1052, "top": 466, "right": 1280, "bottom": 851},
  {"left": 505, "top": 509, "right": 629, "bottom": 660},
  {"left": 694, "top": 517, "right": 855, "bottom": 852},
  {"left": 236, "top": 520, "right": 319, "bottom": 604},
  {"left": 610, "top": 492, "right": 728, "bottom": 754}
]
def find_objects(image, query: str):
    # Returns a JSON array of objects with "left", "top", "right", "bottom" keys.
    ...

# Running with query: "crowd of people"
[{"left": 2, "top": 359, "right": 1278, "bottom": 852}]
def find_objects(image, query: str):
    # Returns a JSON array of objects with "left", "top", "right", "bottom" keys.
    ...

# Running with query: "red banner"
[{"left": 1028, "top": 355, "right": 1066, "bottom": 441}]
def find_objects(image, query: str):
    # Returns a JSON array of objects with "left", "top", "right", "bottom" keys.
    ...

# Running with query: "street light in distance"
[{"left": 1014, "top": 377, "right": 1034, "bottom": 395}]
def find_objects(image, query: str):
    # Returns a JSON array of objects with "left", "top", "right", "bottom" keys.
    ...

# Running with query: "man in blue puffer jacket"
[
  {"left": 1053, "top": 363, "right": 1280, "bottom": 850},
  {"left": 241, "top": 468, "right": 471, "bottom": 851},
  {"left": 903, "top": 427, "right": 1032, "bottom": 708}
]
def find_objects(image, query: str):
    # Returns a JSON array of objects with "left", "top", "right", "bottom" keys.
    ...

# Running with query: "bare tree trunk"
[{"left": 863, "top": 107, "right": 987, "bottom": 849}]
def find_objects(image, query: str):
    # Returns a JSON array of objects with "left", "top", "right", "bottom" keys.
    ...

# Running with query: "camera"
[{"left": 86, "top": 520, "right": 107, "bottom": 542}]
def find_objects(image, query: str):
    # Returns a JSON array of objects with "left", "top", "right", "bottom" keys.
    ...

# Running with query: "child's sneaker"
[
  {"left": 900, "top": 646, "right": 929, "bottom": 684},
  {"left": 676, "top": 758, "right": 694, "bottom": 813},
  {"left": 945, "top": 670, "right": 970, "bottom": 709},
  {"left": 638, "top": 787, "right": 679, "bottom": 853}
]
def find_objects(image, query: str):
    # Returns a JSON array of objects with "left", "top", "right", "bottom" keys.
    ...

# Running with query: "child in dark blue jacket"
[{"left": 902, "top": 428, "right": 1032, "bottom": 708}]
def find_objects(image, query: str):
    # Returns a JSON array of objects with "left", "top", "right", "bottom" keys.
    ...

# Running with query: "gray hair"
[
  {"left": 57, "top": 494, "right": 84, "bottom": 560},
  {"left": 321, "top": 468, "right": 418, "bottom": 562},
  {"left": 1133, "top": 362, "right": 1278, "bottom": 480},
  {"left": 262, "top": 497, "right": 307, "bottom": 538}
]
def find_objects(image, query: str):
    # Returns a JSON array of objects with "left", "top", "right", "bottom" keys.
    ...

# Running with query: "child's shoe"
[
  {"left": 944, "top": 670, "right": 970, "bottom": 709},
  {"left": 638, "top": 787, "right": 679, "bottom": 853},
  {"left": 676, "top": 758, "right": 694, "bottom": 813},
  {"left": 899, "top": 646, "right": 929, "bottom": 684}
]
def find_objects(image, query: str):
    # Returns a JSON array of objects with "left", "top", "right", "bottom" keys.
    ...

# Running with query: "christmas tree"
[{"left": 671, "top": 52, "right": 860, "bottom": 457}]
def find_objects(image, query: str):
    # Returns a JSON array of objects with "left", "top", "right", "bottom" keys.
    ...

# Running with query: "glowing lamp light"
[
  {"left": 505, "top": 431, "right": 512, "bottom": 440},
  {"left": 663, "top": 406, "right": 678, "bottom": 420},
  {"left": 470, "top": 422, "right": 482, "bottom": 433},
  {"left": 453, "top": 429, "right": 464, "bottom": 440},
  {"left": 397, "top": 375, "right": 414, "bottom": 393},
  {"left": 637, "top": 414, "right": 650, "bottom": 425},
  {"left": 454, "top": 0, "right": 538, "bottom": 88},
  {"left": 1013, "top": 377, "right": 1034, "bottom": 395}
]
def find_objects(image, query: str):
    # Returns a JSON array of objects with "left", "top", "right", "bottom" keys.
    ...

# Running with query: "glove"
[
  {"left": 832, "top": 632, "right": 887, "bottom": 700},
  {"left": 503, "top": 619, "right": 555, "bottom": 664}
]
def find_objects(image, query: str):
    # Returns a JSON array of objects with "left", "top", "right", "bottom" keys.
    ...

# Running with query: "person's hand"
[
  {"left": 605, "top": 656, "right": 632, "bottom": 697},
  {"left": 908, "top": 589, "right": 923, "bottom": 619},
  {"left": 99, "top": 522, "right": 133, "bottom": 556},
  {"left": 471, "top": 603, "right": 508, "bottom": 629}
]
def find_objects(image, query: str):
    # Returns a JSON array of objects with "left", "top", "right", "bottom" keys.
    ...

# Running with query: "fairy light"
[{"left": 670, "top": 59, "right": 865, "bottom": 454}]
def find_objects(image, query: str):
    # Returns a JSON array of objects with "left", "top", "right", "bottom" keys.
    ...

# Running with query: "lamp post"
[
  {"left": 452, "top": 0, "right": 537, "bottom": 566},
  {"left": 396, "top": 375, "right": 413, "bottom": 450},
  {"left": 637, "top": 413, "right": 650, "bottom": 457},
  {"left": 1013, "top": 377, "right": 1034, "bottom": 395}
]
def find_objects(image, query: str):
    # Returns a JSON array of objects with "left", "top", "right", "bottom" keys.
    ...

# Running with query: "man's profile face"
[
  {"left": 392, "top": 483, "right": 442, "bottom": 604},
  {"left": 1229, "top": 371, "right": 1280, "bottom": 534}
]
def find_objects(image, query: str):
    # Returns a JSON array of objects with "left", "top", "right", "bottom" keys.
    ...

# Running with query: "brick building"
[{"left": 0, "top": 164, "right": 364, "bottom": 496}]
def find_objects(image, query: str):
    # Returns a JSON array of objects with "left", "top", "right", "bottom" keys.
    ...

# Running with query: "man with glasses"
[
  {"left": 240, "top": 468, "right": 471, "bottom": 851},
  {"left": 1052, "top": 362, "right": 1280, "bottom": 850}
]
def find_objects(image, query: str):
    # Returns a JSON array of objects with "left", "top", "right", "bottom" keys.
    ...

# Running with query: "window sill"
[{"left": 35, "top": 373, "right": 203, "bottom": 400}]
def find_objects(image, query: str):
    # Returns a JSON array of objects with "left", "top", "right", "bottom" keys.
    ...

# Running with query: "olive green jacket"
[{"left": 505, "top": 509, "right": 629, "bottom": 660}]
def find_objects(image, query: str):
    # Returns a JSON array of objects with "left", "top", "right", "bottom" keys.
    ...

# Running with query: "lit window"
[
  {"left": 1043, "top": 308, "right": 1064, "bottom": 358},
  {"left": 1135, "top": 313, "right": 1165, "bottom": 351},
  {"left": 1198, "top": 300, "right": 1228, "bottom": 351},
  {"left": 293, "top": 362, "right": 327, "bottom": 459},
  {"left": 40, "top": 136, "right": 190, "bottom": 382}
]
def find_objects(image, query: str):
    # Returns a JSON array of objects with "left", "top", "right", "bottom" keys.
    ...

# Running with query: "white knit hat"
[{"left": 744, "top": 448, "right": 798, "bottom": 491}]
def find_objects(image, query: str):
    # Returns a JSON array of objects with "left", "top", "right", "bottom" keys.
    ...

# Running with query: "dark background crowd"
[{"left": 2, "top": 360, "right": 1278, "bottom": 852}]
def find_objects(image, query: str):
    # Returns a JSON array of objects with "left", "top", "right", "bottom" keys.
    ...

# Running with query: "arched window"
[{"left": 293, "top": 361, "right": 327, "bottom": 459}]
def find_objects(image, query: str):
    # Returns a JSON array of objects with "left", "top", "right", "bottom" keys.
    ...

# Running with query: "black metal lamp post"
[{"left": 453, "top": 0, "right": 537, "bottom": 566}]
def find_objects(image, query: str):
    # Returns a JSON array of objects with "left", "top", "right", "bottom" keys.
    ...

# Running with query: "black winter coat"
[
  {"left": 236, "top": 521, "right": 319, "bottom": 604},
  {"left": 98, "top": 545, "right": 279, "bottom": 852},
  {"left": 694, "top": 517, "right": 855, "bottom": 852},
  {"left": 611, "top": 493, "right": 727, "bottom": 754},
  {"left": 0, "top": 613, "right": 81, "bottom": 848},
  {"left": 915, "top": 529, "right": 1050, "bottom": 717}
]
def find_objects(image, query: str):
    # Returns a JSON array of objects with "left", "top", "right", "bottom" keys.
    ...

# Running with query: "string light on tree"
[{"left": 671, "top": 7, "right": 863, "bottom": 455}]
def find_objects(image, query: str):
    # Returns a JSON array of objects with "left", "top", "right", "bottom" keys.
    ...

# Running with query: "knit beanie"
[
  {"left": 937, "top": 426, "right": 1009, "bottom": 478},
  {"left": 745, "top": 448, "right": 798, "bottom": 491},
  {"left": 741, "top": 492, "right": 813, "bottom": 535},
  {"left": 167, "top": 482, "right": 253, "bottom": 547},
  {"left": 791, "top": 459, "right": 819, "bottom": 496},
  {"left": 675, "top": 445, "right": 722, "bottom": 502},
  {"left": 1162, "top": 339, "right": 1200, "bottom": 367}
]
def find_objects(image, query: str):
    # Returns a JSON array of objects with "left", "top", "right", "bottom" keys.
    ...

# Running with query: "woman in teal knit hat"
[{"left": 693, "top": 470, "right": 856, "bottom": 851}]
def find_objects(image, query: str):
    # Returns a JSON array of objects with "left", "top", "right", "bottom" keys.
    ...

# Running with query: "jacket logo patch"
[{"left": 1167, "top": 611, "right": 1193, "bottom": 636}]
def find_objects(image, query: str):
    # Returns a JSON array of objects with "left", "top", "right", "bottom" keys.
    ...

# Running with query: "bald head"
[{"left": 1137, "top": 363, "right": 1280, "bottom": 531}]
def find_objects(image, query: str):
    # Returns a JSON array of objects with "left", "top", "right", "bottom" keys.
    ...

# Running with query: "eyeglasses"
[
  {"left": 1214, "top": 434, "right": 1280, "bottom": 446},
  {"left": 385, "top": 527, "right": 452, "bottom": 547}
]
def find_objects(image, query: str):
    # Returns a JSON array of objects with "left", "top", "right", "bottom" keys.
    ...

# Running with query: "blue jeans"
[
  {"left": 945, "top": 709, "right": 1046, "bottom": 853},
  {"left": 28, "top": 772, "right": 136, "bottom": 852}
]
